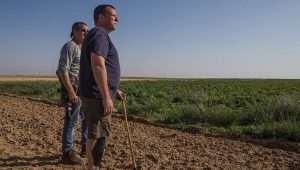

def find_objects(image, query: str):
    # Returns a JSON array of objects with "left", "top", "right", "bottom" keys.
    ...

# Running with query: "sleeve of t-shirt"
[
  {"left": 56, "top": 43, "right": 73, "bottom": 76},
  {"left": 90, "top": 33, "right": 109, "bottom": 59}
]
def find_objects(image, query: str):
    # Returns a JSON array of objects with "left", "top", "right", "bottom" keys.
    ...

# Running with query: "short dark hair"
[
  {"left": 70, "top": 21, "right": 88, "bottom": 38},
  {"left": 94, "top": 4, "right": 115, "bottom": 24}
]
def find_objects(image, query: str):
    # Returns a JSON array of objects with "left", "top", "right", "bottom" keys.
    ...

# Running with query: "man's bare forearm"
[
  {"left": 59, "top": 72, "right": 76, "bottom": 97},
  {"left": 91, "top": 64, "right": 111, "bottom": 100}
]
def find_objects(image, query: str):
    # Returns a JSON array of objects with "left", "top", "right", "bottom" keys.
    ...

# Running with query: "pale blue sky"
[{"left": 0, "top": 0, "right": 300, "bottom": 78}]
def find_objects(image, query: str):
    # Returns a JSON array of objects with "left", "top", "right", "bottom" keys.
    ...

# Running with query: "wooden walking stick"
[{"left": 121, "top": 100, "right": 137, "bottom": 170}]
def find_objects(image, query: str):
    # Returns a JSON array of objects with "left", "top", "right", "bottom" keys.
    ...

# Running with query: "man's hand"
[
  {"left": 116, "top": 89, "right": 125, "bottom": 101},
  {"left": 68, "top": 92, "right": 79, "bottom": 104},
  {"left": 103, "top": 97, "right": 114, "bottom": 115},
  {"left": 58, "top": 72, "right": 79, "bottom": 104}
]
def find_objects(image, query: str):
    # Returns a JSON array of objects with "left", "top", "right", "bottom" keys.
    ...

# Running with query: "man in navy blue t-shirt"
[{"left": 79, "top": 4, "right": 125, "bottom": 169}]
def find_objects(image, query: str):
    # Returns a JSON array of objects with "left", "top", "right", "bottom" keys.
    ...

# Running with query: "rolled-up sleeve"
[{"left": 56, "top": 43, "right": 73, "bottom": 76}]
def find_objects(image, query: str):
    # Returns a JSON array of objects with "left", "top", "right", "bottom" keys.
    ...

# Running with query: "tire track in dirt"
[{"left": 0, "top": 95, "right": 299, "bottom": 170}]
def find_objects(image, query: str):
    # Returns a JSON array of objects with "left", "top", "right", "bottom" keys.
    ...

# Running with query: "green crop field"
[{"left": 1, "top": 79, "right": 300, "bottom": 141}]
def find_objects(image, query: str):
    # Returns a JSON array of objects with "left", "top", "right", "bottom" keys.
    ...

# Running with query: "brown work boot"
[
  {"left": 80, "top": 144, "right": 86, "bottom": 157},
  {"left": 62, "top": 149, "right": 83, "bottom": 165}
]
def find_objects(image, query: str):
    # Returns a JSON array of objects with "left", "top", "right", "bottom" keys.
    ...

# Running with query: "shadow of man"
[{"left": 0, "top": 154, "right": 61, "bottom": 167}]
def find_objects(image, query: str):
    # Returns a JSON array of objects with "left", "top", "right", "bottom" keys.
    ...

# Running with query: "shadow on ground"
[{"left": 0, "top": 154, "right": 60, "bottom": 167}]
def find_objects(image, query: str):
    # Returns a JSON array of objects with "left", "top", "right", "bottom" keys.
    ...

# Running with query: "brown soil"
[{"left": 0, "top": 95, "right": 299, "bottom": 170}]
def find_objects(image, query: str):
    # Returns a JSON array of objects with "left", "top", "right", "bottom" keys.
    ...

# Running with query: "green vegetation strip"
[{"left": 0, "top": 79, "right": 300, "bottom": 141}]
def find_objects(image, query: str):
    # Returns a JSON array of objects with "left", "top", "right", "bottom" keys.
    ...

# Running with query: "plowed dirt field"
[{"left": 0, "top": 95, "right": 299, "bottom": 170}]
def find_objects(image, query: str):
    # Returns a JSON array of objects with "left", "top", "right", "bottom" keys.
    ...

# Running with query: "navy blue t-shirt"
[{"left": 79, "top": 27, "right": 120, "bottom": 99}]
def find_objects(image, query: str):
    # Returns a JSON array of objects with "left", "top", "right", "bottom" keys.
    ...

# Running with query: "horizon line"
[{"left": 0, "top": 74, "right": 299, "bottom": 80}]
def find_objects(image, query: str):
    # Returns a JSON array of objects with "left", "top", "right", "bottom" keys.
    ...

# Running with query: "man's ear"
[{"left": 99, "top": 14, "right": 105, "bottom": 20}]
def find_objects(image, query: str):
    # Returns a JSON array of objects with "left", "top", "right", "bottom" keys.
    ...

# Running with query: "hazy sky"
[{"left": 0, "top": 0, "right": 300, "bottom": 78}]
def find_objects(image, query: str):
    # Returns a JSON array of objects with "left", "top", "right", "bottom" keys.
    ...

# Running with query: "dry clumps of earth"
[{"left": 0, "top": 95, "right": 299, "bottom": 170}]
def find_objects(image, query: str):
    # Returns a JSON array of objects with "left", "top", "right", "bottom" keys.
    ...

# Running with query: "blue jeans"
[{"left": 62, "top": 100, "right": 88, "bottom": 153}]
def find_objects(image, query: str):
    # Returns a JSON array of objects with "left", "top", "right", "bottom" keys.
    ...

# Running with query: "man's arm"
[
  {"left": 56, "top": 43, "right": 78, "bottom": 104},
  {"left": 57, "top": 72, "right": 78, "bottom": 103},
  {"left": 90, "top": 51, "right": 114, "bottom": 115}
]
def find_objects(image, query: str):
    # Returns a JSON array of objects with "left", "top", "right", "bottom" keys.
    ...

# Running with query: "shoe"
[{"left": 62, "top": 149, "right": 83, "bottom": 165}]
